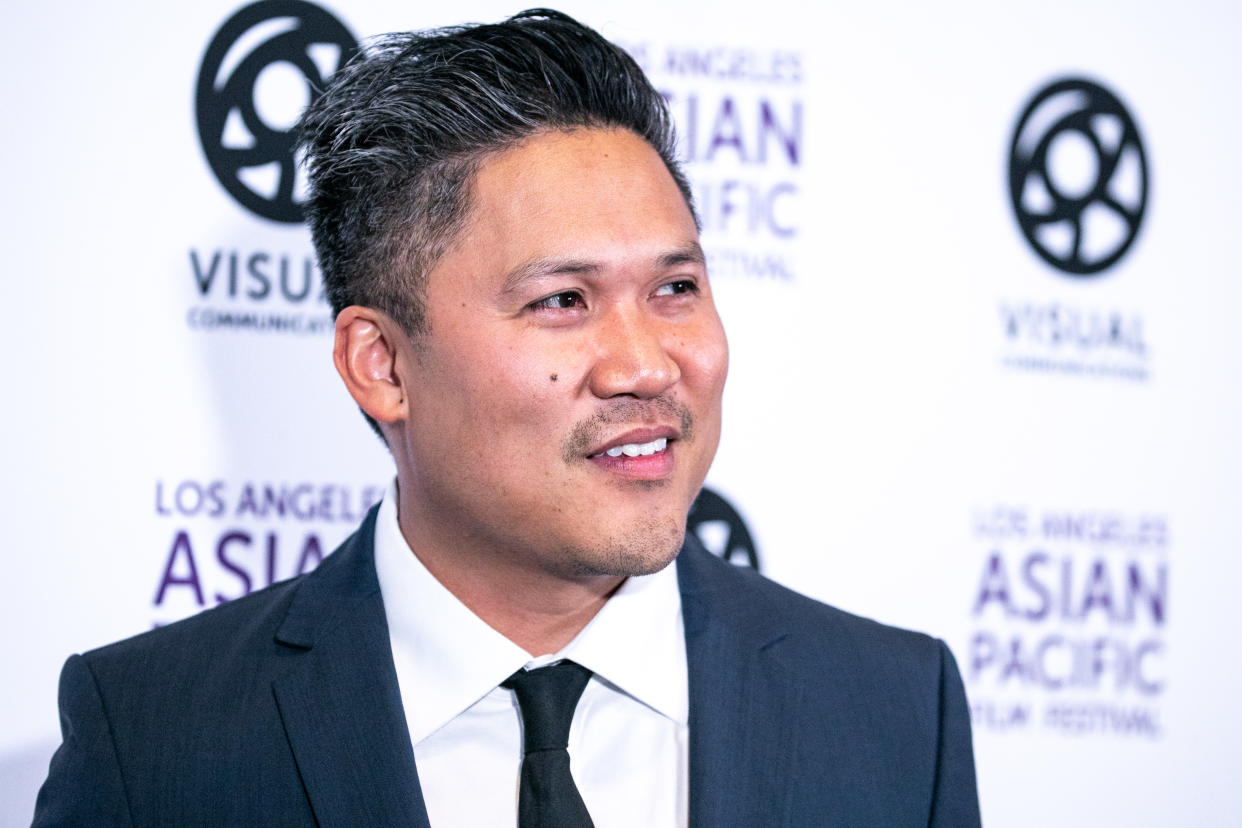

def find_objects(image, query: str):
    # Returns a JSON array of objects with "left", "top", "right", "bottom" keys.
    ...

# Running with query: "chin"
[{"left": 563, "top": 515, "right": 687, "bottom": 578}]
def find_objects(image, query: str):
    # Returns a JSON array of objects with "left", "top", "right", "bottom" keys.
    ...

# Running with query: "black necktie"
[{"left": 503, "top": 661, "right": 596, "bottom": 828}]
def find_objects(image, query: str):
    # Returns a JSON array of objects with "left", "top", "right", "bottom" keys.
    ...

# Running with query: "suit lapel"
[
  {"left": 266, "top": 511, "right": 801, "bottom": 826},
  {"left": 678, "top": 539, "right": 800, "bottom": 828},
  {"left": 271, "top": 508, "right": 432, "bottom": 828}
]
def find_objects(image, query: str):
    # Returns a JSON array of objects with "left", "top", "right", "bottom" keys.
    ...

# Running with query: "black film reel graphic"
[
  {"left": 197, "top": 0, "right": 357, "bottom": 223},
  {"left": 1008, "top": 78, "right": 1148, "bottom": 276},
  {"left": 688, "top": 487, "right": 759, "bottom": 571}
]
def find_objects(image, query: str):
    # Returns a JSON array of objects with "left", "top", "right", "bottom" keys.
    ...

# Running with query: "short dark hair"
[{"left": 299, "top": 7, "right": 693, "bottom": 341}]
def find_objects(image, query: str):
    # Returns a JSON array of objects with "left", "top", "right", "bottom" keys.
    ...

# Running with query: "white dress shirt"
[{"left": 372, "top": 481, "right": 689, "bottom": 828}]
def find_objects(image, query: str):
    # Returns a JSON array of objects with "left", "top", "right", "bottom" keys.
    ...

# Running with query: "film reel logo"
[
  {"left": 688, "top": 487, "right": 760, "bottom": 571},
  {"left": 1008, "top": 78, "right": 1148, "bottom": 276},
  {"left": 196, "top": 0, "right": 357, "bottom": 223}
]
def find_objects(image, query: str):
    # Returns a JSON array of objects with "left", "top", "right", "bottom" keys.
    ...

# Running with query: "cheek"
[
  {"left": 447, "top": 335, "right": 582, "bottom": 428},
  {"left": 681, "top": 320, "right": 730, "bottom": 400}
]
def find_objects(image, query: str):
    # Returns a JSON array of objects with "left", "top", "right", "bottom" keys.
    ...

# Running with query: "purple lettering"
[
  {"left": 758, "top": 99, "right": 800, "bottom": 165},
  {"left": 296, "top": 534, "right": 324, "bottom": 574},
  {"left": 1078, "top": 560, "right": 1115, "bottom": 621},
  {"left": 1126, "top": 562, "right": 1166, "bottom": 624},
  {"left": 1020, "top": 551, "right": 1052, "bottom": 620},
  {"left": 971, "top": 552, "right": 1014, "bottom": 617},
  {"left": 215, "top": 531, "right": 253, "bottom": 604},
  {"left": 154, "top": 530, "right": 204, "bottom": 607},
  {"left": 705, "top": 97, "right": 746, "bottom": 163}
]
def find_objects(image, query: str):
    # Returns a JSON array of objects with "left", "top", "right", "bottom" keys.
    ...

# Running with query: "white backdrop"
[{"left": 4, "top": 1, "right": 1240, "bottom": 825}]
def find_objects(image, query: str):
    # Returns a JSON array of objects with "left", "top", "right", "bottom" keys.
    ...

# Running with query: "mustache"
[{"left": 562, "top": 396, "right": 695, "bottom": 462}]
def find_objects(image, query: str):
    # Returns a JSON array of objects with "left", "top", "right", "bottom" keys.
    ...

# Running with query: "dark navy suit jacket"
[{"left": 33, "top": 507, "right": 980, "bottom": 826}]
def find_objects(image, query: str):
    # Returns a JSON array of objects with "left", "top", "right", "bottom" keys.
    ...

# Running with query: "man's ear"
[{"left": 333, "top": 305, "right": 409, "bottom": 425}]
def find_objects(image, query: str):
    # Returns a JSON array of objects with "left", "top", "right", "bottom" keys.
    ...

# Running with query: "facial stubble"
[{"left": 555, "top": 396, "right": 700, "bottom": 578}]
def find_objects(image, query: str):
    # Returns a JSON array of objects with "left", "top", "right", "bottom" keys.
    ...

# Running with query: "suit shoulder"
[
  {"left": 684, "top": 543, "right": 948, "bottom": 673},
  {"left": 769, "top": 572, "right": 942, "bottom": 660},
  {"left": 76, "top": 512, "right": 378, "bottom": 696},
  {"left": 682, "top": 550, "right": 980, "bottom": 824},
  {"left": 80, "top": 574, "right": 306, "bottom": 681}
]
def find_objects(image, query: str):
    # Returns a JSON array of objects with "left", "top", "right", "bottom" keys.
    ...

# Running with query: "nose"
[{"left": 587, "top": 304, "right": 680, "bottom": 399}]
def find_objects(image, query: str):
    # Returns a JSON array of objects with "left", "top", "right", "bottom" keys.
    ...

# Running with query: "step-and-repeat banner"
[{"left": 4, "top": 2, "right": 1239, "bottom": 825}]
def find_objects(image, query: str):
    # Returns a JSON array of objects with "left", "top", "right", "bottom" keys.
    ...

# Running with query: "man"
[{"left": 34, "top": 9, "right": 979, "bottom": 827}]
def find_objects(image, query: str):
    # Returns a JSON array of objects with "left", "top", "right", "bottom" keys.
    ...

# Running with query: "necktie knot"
[
  {"left": 502, "top": 660, "right": 596, "bottom": 827},
  {"left": 503, "top": 660, "right": 593, "bottom": 754}
]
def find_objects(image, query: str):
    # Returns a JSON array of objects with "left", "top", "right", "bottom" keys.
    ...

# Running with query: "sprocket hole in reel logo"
[
  {"left": 1009, "top": 77, "right": 1147, "bottom": 276},
  {"left": 688, "top": 487, "right": 760, "bottom": 571},
  {"left": 197, "top": 0, "right": 356, "bottom": 223},
  {"left": 1000, "top": 77, "right": 1151, "bottom": 380},
  {"left": 188, "top": 1, "right": 357, "bottom": 334}
]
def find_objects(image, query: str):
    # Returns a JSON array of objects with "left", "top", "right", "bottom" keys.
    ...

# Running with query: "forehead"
[{"left": 451, "top": 128, "right": 699, "bottom": 273}]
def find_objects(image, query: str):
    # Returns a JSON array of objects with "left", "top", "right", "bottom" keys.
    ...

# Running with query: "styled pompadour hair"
[{"left": 298, "top": 8, "right": 693, "bottom": 342}]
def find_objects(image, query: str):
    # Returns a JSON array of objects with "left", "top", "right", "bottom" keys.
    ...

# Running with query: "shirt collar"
[
  {"left": 373, "top": 480, "right": 688, "bottom": 745},
  {"left": 559, "top": 556, "right": 687, "bottom": 726}
]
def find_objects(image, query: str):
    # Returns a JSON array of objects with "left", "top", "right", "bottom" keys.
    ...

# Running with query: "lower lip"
[{"left": 588, "top": 444, "right": 676, "bottom": 480}]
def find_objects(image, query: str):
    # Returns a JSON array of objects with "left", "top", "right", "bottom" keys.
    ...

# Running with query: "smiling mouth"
[
  {"left": 590, "top": 437, "right": 668, "bottom": 459},
  {"left": 561, "top": 397, "right": 695, "bottom": 466}
]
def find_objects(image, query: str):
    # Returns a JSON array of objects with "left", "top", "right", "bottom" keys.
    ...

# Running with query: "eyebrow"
[
  {"left": 500, "top": 242, "right": 707, "bottom": 296},
  {"left": 657, "top": 241, "right": 707, "bottom": 270}
]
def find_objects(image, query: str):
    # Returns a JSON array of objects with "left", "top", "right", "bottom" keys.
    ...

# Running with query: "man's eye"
[
  {"left": 530, "top": 291, "right": 586, "bottom": 311},
  {"left": 654, "top": 279, "right": 699, "bottom": 297}
]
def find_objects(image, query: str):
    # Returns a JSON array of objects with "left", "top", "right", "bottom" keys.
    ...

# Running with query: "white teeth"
[{"left": 601, "top": 437, "right": 667, "bottom": 458}]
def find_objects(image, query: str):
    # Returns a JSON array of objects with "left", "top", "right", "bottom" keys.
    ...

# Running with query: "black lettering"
[
  {"left": 190, "top": 250, "right": 221, "bottom": 296},
  {"left": 247, "top": 253, "right": 271, "bottom": 300}
]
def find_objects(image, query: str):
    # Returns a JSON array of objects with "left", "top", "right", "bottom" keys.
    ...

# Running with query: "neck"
[{"left": 395, "top": 495, "right": 625, "bottom": 657}]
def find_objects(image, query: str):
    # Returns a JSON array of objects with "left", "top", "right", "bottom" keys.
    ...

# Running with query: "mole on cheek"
[{"left": 549, "top": 374, "right": 558, "bottom": 382}]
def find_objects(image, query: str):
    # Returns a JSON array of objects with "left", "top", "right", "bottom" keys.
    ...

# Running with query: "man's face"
[{"left": 394, "top": 128, "right": 728, "bottom": 582}]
